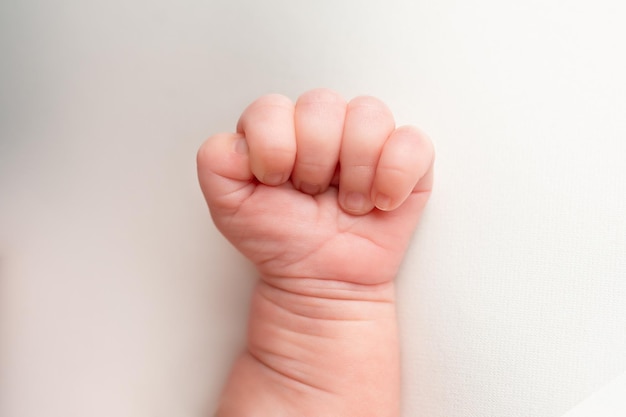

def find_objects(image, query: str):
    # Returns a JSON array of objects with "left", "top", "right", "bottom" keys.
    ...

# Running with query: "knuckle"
[
  {"left": 258, "top": 146, "right": 295, "bottom": 158},
  {"left": 250, "top": 93, "right": 293, "bottom": 111},
  {"left": 378, "top": 163, "right": 412, "bottom": 179},
  {"left": 295, "top": 159, "right": 335, "bottom": 177},
  {"left": 297, "top": 88, "right": 345, "bottom": 106},
  {"left": 346, "top": 97, "right": 394, "bottom": 129},
  {"left": 347, "top": 96, "right": 389, "bottom": 113},
  {"left": 240, "top": 95, "right": 294, "bottom": 128}
]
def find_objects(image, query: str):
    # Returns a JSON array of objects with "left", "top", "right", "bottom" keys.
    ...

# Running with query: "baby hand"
[{"left": 197, "top": 89, "right": 434, "bottom": 285}]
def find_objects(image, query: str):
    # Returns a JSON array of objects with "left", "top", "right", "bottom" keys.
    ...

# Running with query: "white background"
[{"left": 1, "top": 1, "right": 625, "bottom": 416}]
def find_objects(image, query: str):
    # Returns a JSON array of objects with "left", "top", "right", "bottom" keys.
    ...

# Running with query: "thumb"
[{"left": 197, "top": 133, "right": 254, "bottom": 218}]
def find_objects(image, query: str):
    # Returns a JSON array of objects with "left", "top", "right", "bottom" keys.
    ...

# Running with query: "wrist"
[{"left": 259, "top": 275, "right": 397, "bottom": 317}]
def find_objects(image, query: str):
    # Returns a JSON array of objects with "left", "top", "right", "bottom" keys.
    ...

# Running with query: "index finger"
[{"left": 237, "top": 94, "right": 296, "bottom": 186}]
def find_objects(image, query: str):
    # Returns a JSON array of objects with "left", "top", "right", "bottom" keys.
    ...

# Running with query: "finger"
[
  {"left": 339, "top": 96, "right": 395, "bottom": 215},
  {"left": 371, "top": 126, "right": 435, "bottom": 211},
  {"left": 197, "top": 133, "right": 253, "bottom": 217},
  {"left": 236, "top": 94, "right": 296, "bottom": 186},
  {"left": 292, "top": 89, "right": 346, "bottom": 195}
]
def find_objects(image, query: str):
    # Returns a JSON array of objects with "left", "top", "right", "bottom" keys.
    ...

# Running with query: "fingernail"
[
  {"left": 375, "top": 194, "right": 392, "bottom": 211},
  {"left": 263, "top": 172, "right": 284, "bottom": 185},
  {"left": 234, "top": 137, "right": 248, "bottom": 154},
  {"left": 344, "top": 192, "right": 367, "bottom": 213},
  {"left": 300, "top": 182, "right": 320, "bottom": 195}
]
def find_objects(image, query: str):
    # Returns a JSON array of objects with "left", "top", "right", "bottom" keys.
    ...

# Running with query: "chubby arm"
[{"left": 198, "top": 89, "right": 434, "bottom": 417}]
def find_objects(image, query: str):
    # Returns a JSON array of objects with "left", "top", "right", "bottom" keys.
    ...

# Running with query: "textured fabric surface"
[
  {"left": 563, "top": 373, "right": 626, "bottom": 417},
  {"left": 1, "top": 1, "right": 625, "bottom": 416}
]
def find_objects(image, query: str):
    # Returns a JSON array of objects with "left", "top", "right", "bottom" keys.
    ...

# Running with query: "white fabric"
[
  {"left": 1, "top": 1, "right": 625, "bottom": 416},
  {"left": 563, "top": 373, "right": 626, "bottom": 417}
]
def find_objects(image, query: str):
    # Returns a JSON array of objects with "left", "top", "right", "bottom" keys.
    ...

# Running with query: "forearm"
[{"left": 215, "top": 277, "right": 401, "bottom": 417}]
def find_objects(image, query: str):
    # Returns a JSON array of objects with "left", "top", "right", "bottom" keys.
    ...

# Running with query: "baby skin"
[{"left": 197, "top": 89, "right": 435, "bottom": 417}]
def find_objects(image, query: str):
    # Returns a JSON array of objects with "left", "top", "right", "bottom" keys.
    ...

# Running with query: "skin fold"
[{"left": 198, "top": 89, "right": 434, "bottom": 417}]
